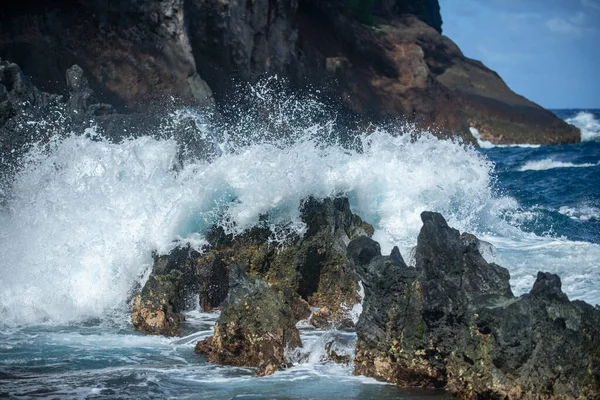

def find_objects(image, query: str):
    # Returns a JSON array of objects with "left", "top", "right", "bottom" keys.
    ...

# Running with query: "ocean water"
[{"left": 0, "top": 89, "right": 598, "bottom": 399}]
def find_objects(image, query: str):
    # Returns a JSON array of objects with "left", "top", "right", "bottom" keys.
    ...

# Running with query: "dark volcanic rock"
[
  {"left": 131, "top": 247, "right": 197, "bottom": 336},
  {"left": 354, "top": 212, "right": 600, "bottom": 399},
  {"left": 0, "top": 60, "right": 65, "bottom": 180},
  {"left": 133, "top": 195, "right": 367, "bottom": 337},
  {"left": 194, "top": 264, "right": 302, "bottom": 376},
  {"left": 65, "top": 65, "right": 115, "bottom": 117},
  {"left": 0, "top": 0, "right": 209, "bottom": 111},
  {"left": 295, "top": 8, "right": 578, "bottom": 144},
  {"left": 196, "top": 196, "right": 372, "bottom": 324}
]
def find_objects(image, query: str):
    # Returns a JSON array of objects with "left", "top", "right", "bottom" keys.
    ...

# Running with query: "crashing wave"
[
  {"left": 1, "top": 87, "right": 599, "bottom": 327},
  {"left": 566, "top": 111, "right": 600, "bottom": 142}
]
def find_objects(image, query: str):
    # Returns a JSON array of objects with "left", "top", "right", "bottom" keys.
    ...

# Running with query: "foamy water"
[
  {"left": 1, "top": 99, "right": 599, "bottom": 329},
  {"left": 518, "top": 158, "right": 599, "bottom": 171},
  {"left": 566, "top": 111, "right": 600, "bottom": 142}
]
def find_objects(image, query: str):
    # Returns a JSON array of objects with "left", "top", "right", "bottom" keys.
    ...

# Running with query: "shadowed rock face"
[
  {"left": 353, "top": 212, "right": 600, "bottom": 399},
  {"left": 0, "top": 0, "right": 579, "bottom": 144},
  {"left": 194, "top": 196, "right": 372, "bottom": 322},
  {"left": 131, "top": 196, "right": 372, "bottom": 337}
]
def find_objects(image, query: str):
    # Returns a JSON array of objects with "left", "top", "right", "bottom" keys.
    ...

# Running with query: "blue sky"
[{"left": 439, "top": 0, "right": 600, "bottom": 109}]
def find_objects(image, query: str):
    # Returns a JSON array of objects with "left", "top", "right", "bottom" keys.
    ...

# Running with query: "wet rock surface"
[
  {"left": 129, "top": 199, "right": 600, "bottom": 394},
  {"left": 130, "top": 247, "right": 197, "bottom": 336},
  {"left": 196, "top": 196, "right": 371, "bottom": 322},
  {"left": 353, "top": 212, "right": 600, "bottom": 399},
  {"left": 194, "top": 265, "right": 302, "bottom": 376},
  {"left": 132, "top": 196, "right": 369, "bottom": 336}
]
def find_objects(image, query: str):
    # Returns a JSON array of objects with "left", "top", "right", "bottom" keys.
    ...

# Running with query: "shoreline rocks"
[
  {"left": 353, "top": 212, "right": 600, "bottom": 399},
  {"left": 130, "top": 247, "right": 197, "bottom": 336},
  {"left": 131, "top": 196, "right": 371, "bottom": 338},
  {"left": 194, "top": 265, "right": 302, "bottom": 376},
  {"left": 130, "top": 197, "right": 600, "bottom": 396}
]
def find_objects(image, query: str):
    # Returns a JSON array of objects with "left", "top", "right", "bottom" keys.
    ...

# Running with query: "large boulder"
[
  {"left": 130, "top": 247, "right": 197, "bottom": 336},
  {"left": 354, "top": 212, "right": 600, "bottom": 399},
  {"left": 132, "top": 196, "right": 370, "bottom": 336},
  {"left": 194, "top": 264, "right": 302, "bottom": 376},
  {"left": 197, "top": 196, "right": 372, "bottom": 324}
]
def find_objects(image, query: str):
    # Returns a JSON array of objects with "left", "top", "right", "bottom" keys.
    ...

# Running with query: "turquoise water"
[{"left": 0, "top": 312, "right": 450, "bottom": 399}]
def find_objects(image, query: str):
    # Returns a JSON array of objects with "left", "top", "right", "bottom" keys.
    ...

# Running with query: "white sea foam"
[
  {"left": 1, "top": 99, "right": 599, "bottom": 327},
  {"left": 0, "top": 120, "right": 505, "bottom": 326},
  {"left": 518, "top": 158, "right": 598, "bottom": 171},
  {"left": 469, "top": 127, "right": 495, "bottom": 148},
  {"left": 480, "top": 234, "right": 600, "bottom": 303},
  {"left": 566, "top": 111, "right": 600, "bottom": 141},
  {"left": 559, "top": 205, "right": 600, "bottom": 222}
]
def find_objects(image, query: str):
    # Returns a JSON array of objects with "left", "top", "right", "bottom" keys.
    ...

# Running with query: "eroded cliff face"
[{"left": 0, "top": 0, "right": 580, "bottom": 144}]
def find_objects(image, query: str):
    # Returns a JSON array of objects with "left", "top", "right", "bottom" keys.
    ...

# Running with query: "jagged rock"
[
  {"left": 0, "top": 1, "right": 203, "bottom": 111},
  {"left": 194, "top": 265, "right": 301, "bottom": 376},
  {"left": 353, "top": 212, "right": 600, "bottom": 399},
  {"left": 309, "top": 307, "right": 333, "bottom": 329},
  {"left": 198, "top": 196, "right": 372, "bottom": 322},
  {"left": 65, "top": 65, "right": 115, "bottom": 117},
  {"left": 195, "top": 251, "right": 229, "bottom": 312},
  {"left": 130, "top": 247, "right": 197, "bottom": 336},
  {"left": 0, "top": 60, "right": 65, "bottom": 178}
]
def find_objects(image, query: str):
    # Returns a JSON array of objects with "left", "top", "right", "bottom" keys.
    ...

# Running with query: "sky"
[{"left": 439, "top": 0, "right": 600, "bottom": 109}]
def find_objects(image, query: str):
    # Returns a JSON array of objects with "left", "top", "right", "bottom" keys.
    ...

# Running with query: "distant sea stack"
[{"left": 0, "top": 0, "right": 579, "bottom": 145}]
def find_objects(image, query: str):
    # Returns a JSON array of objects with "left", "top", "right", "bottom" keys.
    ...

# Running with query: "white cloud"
[
  {"left": 546, "top": 17, "right": 582, "bottom": 34},
  {"left": 582, "top": 0, "right": 600, "bottom": 10},
  {"left": 546, "top": 11, "right": 598, "bottom": 36}
]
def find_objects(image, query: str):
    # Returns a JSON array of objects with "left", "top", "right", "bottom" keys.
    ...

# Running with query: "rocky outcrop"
[
  {"left": 353, "top": 212, "right": 600, "bottom": 399},
  {"left": 132, "top": 196, "right": 370, "bottom": 337},
  {"left": 130, "top": 198, "right": 600, "bottom": 392},
  {"left": 0, "top": 59, "right": 63, "bottom": 172},
  {"left": 0, "top": 0, "right": 213, "bottom": 111},
  {"left": 197, "top": 197, "right": 372, "bottom": 323},
  {"left": 131, "top": 247, "right": 197, "bottom": 336},
  {"left": 0, "top": 0, "right": 579, "bottom": 145},
  {"left": 194, "top": 265, "right": 302, "bottom": 376},
  {"left": 65, "top": 65, "right": 115, "bottom": 117}
]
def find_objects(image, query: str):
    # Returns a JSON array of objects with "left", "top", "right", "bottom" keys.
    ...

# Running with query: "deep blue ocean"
[
  {"left": 484, "top": 110, "right": 600, "bottom": 244},
  {"left": 0, "top": 104, "right": 598, "bottom": 399}
]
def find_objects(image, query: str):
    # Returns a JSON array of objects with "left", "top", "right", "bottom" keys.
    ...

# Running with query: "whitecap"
[
  {"left": 559, "top": 205, "right": 600, "bottom": 222},
  {"left": 565, "top": 111, "right": 600, "bottom": 141},
  {"left": 469, "top": 127, "right": 541, "bottom": 148},
  {"left": 518, "top": 158, "right": 598, "bottom": 171}
]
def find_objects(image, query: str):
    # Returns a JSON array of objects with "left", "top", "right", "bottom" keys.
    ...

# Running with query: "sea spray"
[
  {"left": 1, "top": 89, "right": 599, "bottom": 327},
  {"left": 0, "top": 120, "right": 501, "bottom": 326},
  {"left": 566, "top": 111, "right": 600, "bottom": 141}
]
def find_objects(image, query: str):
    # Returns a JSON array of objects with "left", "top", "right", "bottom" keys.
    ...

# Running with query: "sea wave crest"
[{"left": 566, "top": 111, "right": 600, "bottom": 142}]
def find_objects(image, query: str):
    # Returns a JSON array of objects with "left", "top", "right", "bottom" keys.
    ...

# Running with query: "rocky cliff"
[{"left": 0, "top": 0, "right": 579, "bottom": 145}]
